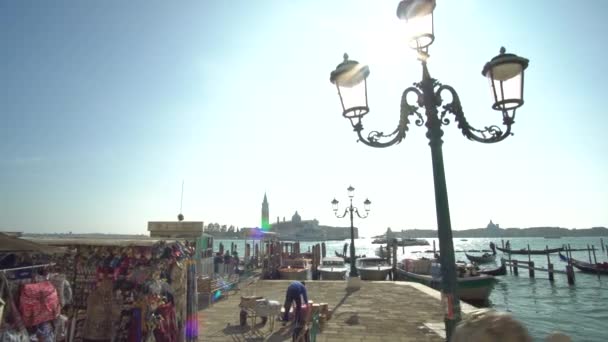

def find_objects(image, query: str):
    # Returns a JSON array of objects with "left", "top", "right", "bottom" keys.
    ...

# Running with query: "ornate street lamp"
[
  {"left": 332, "top": 186, "right": 371, "bottom": 278},
  {"left": 329, "top": 0, "right": 529, "bottom": 339}
]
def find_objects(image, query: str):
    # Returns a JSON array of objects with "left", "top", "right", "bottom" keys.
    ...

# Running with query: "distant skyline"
[{"left": 1, "top": 1, "right": 607, "bottom": 236}]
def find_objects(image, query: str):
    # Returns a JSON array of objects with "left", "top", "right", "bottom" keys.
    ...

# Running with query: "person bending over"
[{"left": 282, "top": 281, "right": 308, "bottom": 324}]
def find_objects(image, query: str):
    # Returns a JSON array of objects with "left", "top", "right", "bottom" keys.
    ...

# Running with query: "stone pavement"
[{"left": 198, "top": 279, "right": 476, "bottom": 341}]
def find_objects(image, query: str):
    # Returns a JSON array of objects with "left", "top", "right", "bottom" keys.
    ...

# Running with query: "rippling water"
[{"left": 216, "top": 236, "right": 608, "bottom": 341}]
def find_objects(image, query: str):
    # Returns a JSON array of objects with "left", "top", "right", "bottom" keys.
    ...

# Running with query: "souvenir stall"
[
  {"left": 8, "top": 237, "right": 200, "bottom": 342},
  {"left": 0, "top": 233, "right": 68, "bottom": 342}
]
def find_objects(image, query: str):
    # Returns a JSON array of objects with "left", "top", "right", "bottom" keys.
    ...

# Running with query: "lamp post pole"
[
  {"left": 332, "top": 186, "right": 371, "bottom": 278},
  {"left": 329, "top": 1, "right": 529, "bottom": 339},
  {"left": 421, "top": 60, "right": 460, "bottom": 336},
  {"left": 348, "top": 197, "right": 356, "bottom": 277}
]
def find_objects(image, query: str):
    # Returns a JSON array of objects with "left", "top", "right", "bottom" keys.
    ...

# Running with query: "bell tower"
[{"left": 261, "top": 193, "right": 270, "bottom": 230}]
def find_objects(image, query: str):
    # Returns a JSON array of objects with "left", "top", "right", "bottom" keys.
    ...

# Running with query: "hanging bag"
[{"left": 18, "top": 280, "right": 60, "bottom": 327}]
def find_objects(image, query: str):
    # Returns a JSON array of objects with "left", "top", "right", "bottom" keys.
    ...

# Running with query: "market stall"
[
  {"left": 1, "top": 236, "right": 199, "bottom": 342},
  {"left": 0, "top": 233, "right": 68, "bottom": 341}
]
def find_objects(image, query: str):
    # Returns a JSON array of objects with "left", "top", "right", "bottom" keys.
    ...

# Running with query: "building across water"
[{"left": 248, "top": 193, "right": 356, "bottom": 241}]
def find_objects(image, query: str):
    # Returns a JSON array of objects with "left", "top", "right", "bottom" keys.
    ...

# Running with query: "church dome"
[{"left": 292, "top": 211, "right": 302, "bottom": 223}]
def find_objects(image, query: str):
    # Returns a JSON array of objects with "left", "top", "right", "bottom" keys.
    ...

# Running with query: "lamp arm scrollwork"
[
  {"left": 354, "top": 208, "right": 368, "bottom": 219},
  {"left": 353, "top": 87, "right": 424, "bottom": 148},
  {"left": 334, "top": 208, "right": 349, "bottom": 219},
  {"left": 436, "top": 84, "right": 514, "bottom": 144}
]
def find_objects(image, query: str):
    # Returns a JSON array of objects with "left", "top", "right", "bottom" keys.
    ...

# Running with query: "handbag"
[{"left": 18, "top": 281, "right": 60, "bottom": 327}]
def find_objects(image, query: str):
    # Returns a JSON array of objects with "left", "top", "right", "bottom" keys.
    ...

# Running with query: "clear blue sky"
[{"left": 1, "top": 1, "right": 607, "bottom": 236}]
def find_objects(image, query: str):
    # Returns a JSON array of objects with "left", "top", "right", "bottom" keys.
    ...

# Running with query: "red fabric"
[
  {"left": 18, "top": 281, "right": 61, "bottom": 327},
  {"left": 154, "top": 304, "right": 177, "bottom": 342}
]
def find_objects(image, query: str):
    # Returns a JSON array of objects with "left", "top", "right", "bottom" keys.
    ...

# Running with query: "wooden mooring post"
[
  {"left": 527, "top": 244, "right": 534, "bottom": 278},
  {"left": 312, "top": 244, "right": 321, "bottom": 280},
  {"left": 506, "top": 258, "right": 569, "bottom": 281},
  {"left": 528, "top": 260, "right": 535, "bottom": 278},
  {"left": 566, "top": 245, "right": 575, "bottom": 285},
  {"left": 592, "top": 245, "right": 599, "bottom": 279},
  {"left": 546, "top": 245, "right": 554, "bottom": 282},
  {"left": 392, "top": 239, "right": 398, "bottom": 281},
  {"left": 566, "top": 264, "right": 575, "bottom": 285}
]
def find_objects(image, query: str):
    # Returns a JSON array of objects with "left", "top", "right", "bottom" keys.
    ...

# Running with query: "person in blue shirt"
[{"left": 282, "top": 281, "right": 308, "bottom": 324}]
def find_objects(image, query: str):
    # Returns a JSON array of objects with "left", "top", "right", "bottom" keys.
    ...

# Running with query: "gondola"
[
  {"left": 496, "top": 246, "right": 563, "bottom": 255},
  {"left": 559, "top": 252, "right": 608, "bottom": 275},
  {"left": 465, "top": 252, "right": 496, "bottom": 264},
  {"left": 478, "top": 263, "right": 507, "bottom": 276}
]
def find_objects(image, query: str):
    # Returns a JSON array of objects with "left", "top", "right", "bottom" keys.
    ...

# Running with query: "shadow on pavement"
[{"left": 330, "top": 286, "right": 359, "bottom": 319}]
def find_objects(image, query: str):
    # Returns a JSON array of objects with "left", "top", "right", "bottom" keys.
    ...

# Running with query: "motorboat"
[
  {"left": 318, "top": 256, "right": 348, "bottom": 280},
  {"left": 355, "top": 257, "right": 392, "bottom": 281},
  {"left": 278, "top": 258, "right": 310, "bottom": 280},
  {"left": 395, "top": 258, "right": 496, "bottom": 304}
]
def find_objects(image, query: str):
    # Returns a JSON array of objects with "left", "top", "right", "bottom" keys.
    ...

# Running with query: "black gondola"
[
  {"left": 465, "top": 252, "right": 496, "bottom": 264},
  {"left": 496, "top": 246, "right": 563, "bottom": 255},
  {"left": 478, "top": 263, "right": 507, "bottom": 276},
  {"left": 559, "top": 252, "right": 608, "bottom": 275}
]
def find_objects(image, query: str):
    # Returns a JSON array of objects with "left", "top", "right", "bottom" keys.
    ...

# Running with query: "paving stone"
[{"left": 198, "top": 280, "right": 455, "bottom": 341}]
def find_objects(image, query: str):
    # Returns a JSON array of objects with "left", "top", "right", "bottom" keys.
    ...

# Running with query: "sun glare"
[{"left": 360, "top": 17, "right": 414, "bottom": 68}]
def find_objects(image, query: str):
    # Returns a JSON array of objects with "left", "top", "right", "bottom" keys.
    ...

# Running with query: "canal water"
[{"left": 216, "top": 236, "right": 608, "bottom": 341}]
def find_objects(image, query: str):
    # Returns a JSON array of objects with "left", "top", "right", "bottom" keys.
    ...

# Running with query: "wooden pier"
[{"left": 501, "top": 243, "right": 608, "bottom": 285}]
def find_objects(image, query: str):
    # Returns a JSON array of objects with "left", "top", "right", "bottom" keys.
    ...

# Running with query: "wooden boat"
[
  {"left": 278, "top": 258, "right": 310, "bottom": 280},
  {"left": 496, "top": 246, "right": 563, "bottom": 255},
  {"left": 559, "top": 252, "right": 608, "bottom": 275},
  {"left": 465, "top": 252, "right": 496, "bottom": 264},
  {"left": 395, "top": 259, "right": 496, "bottom": 303},
  {"left": 355, "top": 257, "right": 392, "bottom": 281},
  {"left": 318, "top": 256, "right": 348, "bottom": 280}
]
